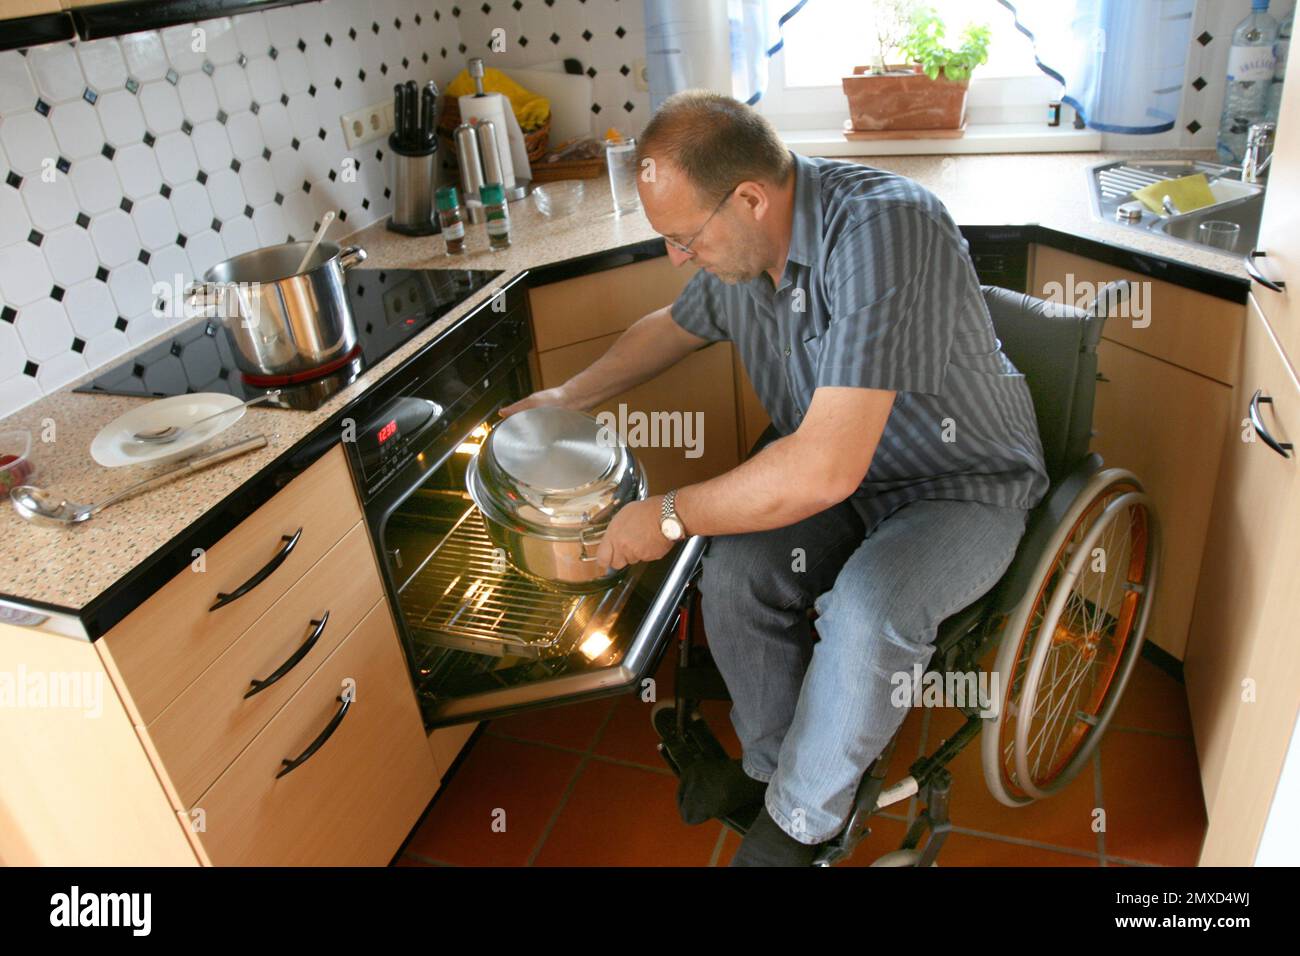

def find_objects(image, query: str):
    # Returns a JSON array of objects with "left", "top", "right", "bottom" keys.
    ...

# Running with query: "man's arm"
[
  {"left": 595, "top": 386, "right": 895, "bottom": 569},
  {"left": 500, "top": 306, "right": 709, "bottom": 416}
]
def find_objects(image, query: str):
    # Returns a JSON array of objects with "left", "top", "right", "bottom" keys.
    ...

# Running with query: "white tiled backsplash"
[{"left": 0, "top": 0, "right": 651, "bottom": 420}]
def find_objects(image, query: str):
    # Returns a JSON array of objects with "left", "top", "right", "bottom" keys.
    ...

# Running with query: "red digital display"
[{"left": 377, "top": 419, "right": 398, "bottom": 444}]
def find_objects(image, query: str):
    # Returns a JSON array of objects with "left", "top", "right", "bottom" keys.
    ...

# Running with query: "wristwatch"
[{"left": 660, "top": 489, "right": 686, "bottom": 541}]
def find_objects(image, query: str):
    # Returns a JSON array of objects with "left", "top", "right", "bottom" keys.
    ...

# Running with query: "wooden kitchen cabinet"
[
  {"left": 1185, "top": 296, "right": 1300, "bottom": 864},
  {"left": 0, "top": 0, "right": 61, "bottom": 18},
  {"left": 1030, "top": 245, "right": 1246, "bottom": 660}
]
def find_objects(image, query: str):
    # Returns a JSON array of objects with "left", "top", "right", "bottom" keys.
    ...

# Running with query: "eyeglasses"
[{"left": 663, "top": 185, "right": 737, "bottom": 256}]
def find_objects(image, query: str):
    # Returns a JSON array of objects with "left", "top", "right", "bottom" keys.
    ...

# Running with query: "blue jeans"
[{"left": 698, "top": 492, "right": 1027, "bottom": 844}]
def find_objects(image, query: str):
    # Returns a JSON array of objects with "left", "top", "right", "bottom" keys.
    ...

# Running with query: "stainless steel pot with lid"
[{"left": 467, "top": 406, "right": 647, "bottom": 589}]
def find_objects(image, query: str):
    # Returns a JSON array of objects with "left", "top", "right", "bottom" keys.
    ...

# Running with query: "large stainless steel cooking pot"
[
  {"left": 187, "top": 240, "right": 367, "bottom": 379},
  {"left": 466, "top": 406, "right": 647, "bottom": 590}
]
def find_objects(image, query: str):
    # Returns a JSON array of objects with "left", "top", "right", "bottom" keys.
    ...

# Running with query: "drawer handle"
[
  {"left": 1249, "top": 389, "right": 1294, "bottom": 459},
  {"left": 276, "top": 691, "right": 352, "bottom": 779},
  {"left": 1245, "top": 250, "right": 1286, "bottom": 293},
  {"left": 244, "top": 611, "right": 330, "bottom": 700},
  {"left": 210, "top": 528, "right": 303, "bottom": 612}
]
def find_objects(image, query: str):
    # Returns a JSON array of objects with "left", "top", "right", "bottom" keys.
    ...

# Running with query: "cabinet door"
[
  {"left": 1185, "top": 296, "right": 1300, "bottom": 861},
  {"left": 1, "top": 1, "right": 61, "bottom": 16},
  {"left": 1251, "top": 46, "right": 1300, "bottom": 367},
  {"left": 538, "top": 336, "right": 740, "bottom": 495},
  {"left": 1092, "top": 340, "right": 1233, "bottom": 660}
]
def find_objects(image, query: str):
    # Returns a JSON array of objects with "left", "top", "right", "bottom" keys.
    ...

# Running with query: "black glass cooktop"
[{"left": 74, "top": 268, "right": 503, "bottom": 412}]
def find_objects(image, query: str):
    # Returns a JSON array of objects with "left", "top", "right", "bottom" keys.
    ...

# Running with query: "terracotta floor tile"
[
  {"left": 533, "top": 760, "right": 724, "bottom": 866},
  {"left": 1108, "top": 656, "right": 1194, "bottom": 738},
  {"left": 936, "top": 831, "right": 1100, "bottom": 866},
  {"left": 920, "top": 705, "right": 1103, "bottom": 854},
  {"left": 485, "top": 695, "right": 617, "bottom": 751},
  {"left": 405, "top": 735, "right": 581, "bottom": 866},
  {"left": 394, "top": 854, "right": 432, "bottom": 866},
  {"left": 595, "top": 691, "right": 676, "bottom": 767},
  {"left": 1099, "top": 729, "right": 1206, "bottom": 866}
]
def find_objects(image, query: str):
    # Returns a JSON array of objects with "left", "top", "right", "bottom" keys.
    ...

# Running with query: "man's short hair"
[{"left": 637, "top": 90, "right": 793, "bottom": 206}]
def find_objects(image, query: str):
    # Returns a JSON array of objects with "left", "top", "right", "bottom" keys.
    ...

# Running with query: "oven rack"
[{"left": 399, "top": 504, "right": 631, "bottom": 658}]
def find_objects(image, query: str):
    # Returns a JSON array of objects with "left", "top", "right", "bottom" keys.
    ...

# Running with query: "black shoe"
[
  {"left": 729, "top": 807, "right": 822, "bottom": 867},
  {"left": 675, "top": 757, "right": 768, "bottom": 825}
]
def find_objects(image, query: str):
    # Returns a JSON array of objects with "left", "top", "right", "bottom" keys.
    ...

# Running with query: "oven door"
[{"left": 365, "top": 365, "right": 704, "bottom": 732}]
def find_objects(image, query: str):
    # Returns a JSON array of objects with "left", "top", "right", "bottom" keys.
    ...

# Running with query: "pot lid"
[{"left": 488, "top": 407, "right": 618, "bottom": 494}]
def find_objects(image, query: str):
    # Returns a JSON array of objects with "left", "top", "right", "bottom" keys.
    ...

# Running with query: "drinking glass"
[
  {"left": 1198, "top": 220, "right": 1241, "bottom": 251},
  {"left": 606, "top": 137, "right": 640, "bottom": 214}
]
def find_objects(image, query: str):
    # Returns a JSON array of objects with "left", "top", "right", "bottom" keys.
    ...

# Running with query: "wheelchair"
[{"left": 651, "top": 283, "right": 1161, "bottom": 867}]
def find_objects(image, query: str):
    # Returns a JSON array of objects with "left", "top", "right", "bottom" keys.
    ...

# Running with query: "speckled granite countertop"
[{"left": 0, "top": 150, "right": 1256, "bottom": 635}]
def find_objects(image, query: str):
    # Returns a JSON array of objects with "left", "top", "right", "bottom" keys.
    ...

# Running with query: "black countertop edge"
[
  {"left": 8, "top": 271, "right": 531, "bottom": 641},
  {"left": 0, "top": 12, "right": 76, "bottom": 53},
  {"left": 524, "top": 238, "right": 676, "bottom": 287},
  {"left": 71, "top": 0, "right": 312, "bottom": 42}
]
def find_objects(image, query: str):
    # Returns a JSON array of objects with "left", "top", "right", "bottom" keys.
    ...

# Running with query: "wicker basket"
[{"left": 438, "top": 97, "right": 550, "bottom": 163}]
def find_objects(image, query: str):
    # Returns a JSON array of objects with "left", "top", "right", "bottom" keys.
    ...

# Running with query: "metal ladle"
[
  {"left": 10, "top": 435, "right": 268, "bottom": 527},
  {"left": 132, "top": 390, "right": 280, "bottom": 444}
]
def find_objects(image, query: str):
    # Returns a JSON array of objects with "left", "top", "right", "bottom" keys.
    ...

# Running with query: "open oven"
[{"left": 341, "top": 273, "right": 705, "bottom": 729}]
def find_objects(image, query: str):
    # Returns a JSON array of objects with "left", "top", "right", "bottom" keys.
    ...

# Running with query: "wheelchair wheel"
[
  {"left": 982, "top": 469, "right": 1159, "bottom": 807},
  {"left": 870, "top": 850, "right": 938, "bottom": 867}
]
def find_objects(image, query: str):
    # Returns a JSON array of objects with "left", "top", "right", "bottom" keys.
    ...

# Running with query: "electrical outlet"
[
  {"left": 340, "top": 101, "right": 395, "bottom": 150},
  {"left": 633, "top": 58, "right": 649, "bottom": 92}
]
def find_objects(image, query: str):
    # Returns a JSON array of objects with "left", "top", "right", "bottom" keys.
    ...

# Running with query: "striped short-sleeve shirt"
[{"left": 669, "top": 152, "right": 1049, "bottom": 525}]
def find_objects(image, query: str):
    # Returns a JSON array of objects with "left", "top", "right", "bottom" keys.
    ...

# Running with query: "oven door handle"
[
  {"left": 245, "top": 611, "right": 330, "bottom": 699},
  {"left": 211, "top": 528, "right": 303, "bottom": 611}
]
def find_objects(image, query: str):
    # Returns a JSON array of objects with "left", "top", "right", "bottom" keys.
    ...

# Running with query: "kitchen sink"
[{"left": 1088, "top": 159, "right": 1265, "bottom": 254}]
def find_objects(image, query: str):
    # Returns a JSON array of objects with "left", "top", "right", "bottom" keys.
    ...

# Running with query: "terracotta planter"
[{"left": 841, "top": 63, "right": 969, "bottom": 131}]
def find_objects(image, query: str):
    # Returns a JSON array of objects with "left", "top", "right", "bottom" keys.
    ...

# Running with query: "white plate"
[{"left": 90, "top": 393, "right": 247, "bottom": 467}]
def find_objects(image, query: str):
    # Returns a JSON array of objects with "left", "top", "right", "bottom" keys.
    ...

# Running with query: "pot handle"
[
  {"left": 338, "top": 245, "right": 367, "bottom": 270},
  {"left": 579, "top": 525, "right": 604, "bottom": 562}
]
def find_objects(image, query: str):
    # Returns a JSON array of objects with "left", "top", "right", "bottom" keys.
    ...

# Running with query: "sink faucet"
[{"left": 1241, "top": 122, "right": 1275, "bottom": 184}]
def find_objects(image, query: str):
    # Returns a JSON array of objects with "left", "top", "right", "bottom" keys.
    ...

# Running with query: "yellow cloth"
[
  {"left": 1133, "top": 173, "right": 1217, "bottom": 215},
  {"left": 445, "top": 67, "right": 550, "bottom": 131}
]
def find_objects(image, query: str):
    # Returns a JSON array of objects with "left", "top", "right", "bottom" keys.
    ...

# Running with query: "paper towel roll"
[{"left": 458, "top": 92, "right": 532, "bottom": 187}]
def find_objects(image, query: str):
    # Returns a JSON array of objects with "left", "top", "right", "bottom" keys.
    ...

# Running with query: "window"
[{"left": 758, "top": 0, "right": 1064, "bottom": 131}]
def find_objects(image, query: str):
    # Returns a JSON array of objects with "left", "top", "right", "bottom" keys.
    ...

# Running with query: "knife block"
[{"left": 387, "top": 146, "right": 440, "bottom": 237}]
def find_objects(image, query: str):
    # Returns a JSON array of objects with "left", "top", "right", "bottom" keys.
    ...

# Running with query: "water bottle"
[
  {"left": 1266, "top": 9, "right": 1292, "bottom": 125},
  {"left": 1217, "top": 0, "right": 1279, "bottom": 164}
]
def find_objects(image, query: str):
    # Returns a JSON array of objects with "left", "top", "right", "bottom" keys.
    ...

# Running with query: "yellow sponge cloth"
[
  {"left": 1133, "top": 173, "right": 1217, "bottom": 215},
  {"left": 445, "top": 67, "right": 550, "bottom": 131}
]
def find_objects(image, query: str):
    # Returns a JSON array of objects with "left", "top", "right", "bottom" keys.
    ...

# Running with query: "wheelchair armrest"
[{"left": 987, "top": 453, "right": 1105, "bottom": 617}]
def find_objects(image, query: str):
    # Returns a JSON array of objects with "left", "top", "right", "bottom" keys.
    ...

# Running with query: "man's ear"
[{"left": 736, "top": 181, "right": 768, "bottom": 220}]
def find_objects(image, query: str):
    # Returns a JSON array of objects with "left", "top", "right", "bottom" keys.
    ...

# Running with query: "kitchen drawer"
[
  {"left": 1030, "top": 245, "right": 1244, "bottom": 385},
  {"left": 528, "top": 255, "right": 698, "bottom": 353},
  {"left": 98, "top": 444, "right": 362, "bottom": 725},
  {"left": 145, "top": 522, "right": 383, "bottom": 807},
  {"left": 186, "top": 600, "right": 437, "bottom": 866}
]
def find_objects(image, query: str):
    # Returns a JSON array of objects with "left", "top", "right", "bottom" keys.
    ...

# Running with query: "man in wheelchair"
[{"left": 501, "top": 91, "right": 1049, "bottom": 865}]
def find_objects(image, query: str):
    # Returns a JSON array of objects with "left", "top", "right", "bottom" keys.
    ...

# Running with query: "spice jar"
[
  {"left": 436, "top": 186, "right": 466, "bottom": 255},
  {"left": 481, "top": 182, "right": 511, "bottom": 250}
]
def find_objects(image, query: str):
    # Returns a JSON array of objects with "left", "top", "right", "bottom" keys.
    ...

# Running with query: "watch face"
[{"left": 661, "top": 517, "right": 684, "bottom": 540}]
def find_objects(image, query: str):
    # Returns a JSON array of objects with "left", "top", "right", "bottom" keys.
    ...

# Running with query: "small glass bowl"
[
  {"left": 0, "top": 428, "right": 36, "bottom": 495},
  {"left": 531, "top": 181, "right": 585, "bottom": 219}
]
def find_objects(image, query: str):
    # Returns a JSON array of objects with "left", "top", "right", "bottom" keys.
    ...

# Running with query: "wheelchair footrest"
[{"left": 653, "top": 704, "right": 762, "bottom": 836}]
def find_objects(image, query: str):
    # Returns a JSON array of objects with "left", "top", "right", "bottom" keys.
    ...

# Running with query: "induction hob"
[{"left": 74, "top": 268, "right": 504, "bottom": 412}]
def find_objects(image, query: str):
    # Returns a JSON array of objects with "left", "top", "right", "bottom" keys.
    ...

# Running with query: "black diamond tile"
[
  {"left": 202, "top": 60, "right": 215, "bottom": 76},
  {"left": 250, "top": 101, "right": 260, "bottom": 114},
  {"left": 197, "top": 169, "right": 208, "bottom": 185},
  {"left": 165, "top": 68, "right": 179, "bottom": 85},
  {"left": 582, "top": 29, "right": 592, "bottom": 41},
  {"left": 23, "top": 361, "right": 38, "bottom": 377},
  {"left": 76, "top": 212, "right": 90, "bottom": 229},
  {"left": 261, "top": 147, "right": 271, "bottom": 161},
  {"left": 334, "top": 77, "right": 342, "bottom": 89},
  {"left": 1192, "top": 76, "right": 1207, "bottom": 91},
  {"left": 169, "top": 340, "right": 182, "bottom": 356},
  {"left": 5, "top": 171, "right": 21, "bottom": 189},
  {"left": 591, "top": 103, "right": 602, "bottom": 114},
  {"left": 34, "top": 98, "right": 50, "bottom": 116},
  {"left": 50, "top": 284, "right": 64, "bottom": 301},
  {"left": 349, "top": 27, "right": 357, "bottom": 40},
  {"left": 338, "top": 209, "right": 347, "bottom": 222},
  {"left": 297, "top": 38, "right": 306, "bottom": 53},
  {"left": 83, "top": 87, "right": 97, "bottom": 105},
  {"left": 318, "top": 127, "right": 327, "bottom": 140},
  {"left": 274, "top": 192, "right": 284, "bottom": 205},
  {"left": 362, "top": 197, "right": 370, "bottom": 209},
  {"left": 160, "top": 183, "right": 172, "bottom": 198},
  {"left": 545, "top": 0, "right": 554, "bottom": 6},
  {"left": 176, "top": 233, "right": 187, "bottom": 247},
  {"left": 211, "top": 217, "right": 222, "bottom": 232},
  {"left": 1198, "top": 31, "right": 1213, "bottom": 46},
  {"left": 623, "top": 101, "right": 634, "bottom": 112},
  {"left": 115, "top": 316, "right": 128, "bottom": 331},
  {"left": 383, "top": 186, "right": 391, "bottom": 199},
  {"left": 243, "top": 204, "right": 254, "bottom": 218},
  {"left": 137, "top": 249, "right": 150, "bottom": 265},
  {"left": 423, "top": 52, "right": 430, "bottom": 63},
  {"left": 269, "top": 46, "right": 279, "bottom": 60},
  {"left": 0, "top": 306, "right": 15, "bottom": 323},
  {"left": 328, "top": 169, "right": 337, "bottom": 181},
  {"left": 394, "top": 17, "right": 402, "bottom": 28},
  {"left": 302, "top": 180, "right": 311, "bottom": 193},
  {"left": 120, "top": 197, "right": 133, "bottom": 213},
  {"left": 519, "top": 36, "right": 528, "bottom": 47},
  {"left": 72, "top": 337, "right": 85, "bottom": 353},
  {"left": 143, "top": 131, "right": 156, "bottom": 147},
  {"left": 586, "top": 66, "right": 596, "bottom": 77},
  {"left": 372, "top": 21, "right": 379, "bottom": 34},
  {"left": 324, "top": 32, "right": 333, "bottom": 45},
  {"left": 308, "top": 84, "right": 317, "bottom": 97},
  {"left": 56, "top": 156, "right": 70, "bottom": 174},
  {"left": 1187, "top": 119, "right": 1202, "bottom": 134},
  {"left": 96, "top": 266, "right": 109, "bottom": 282},
  {"left": 216, "top": 109, "right": 228, "bottom": 125},
  {"left": 513, "top": 0, "right": 522, "bottom": 9},
  {"left": 481, "top": 2, "right": 491, "bottom": 13},
  {"left": 550, "top": 32, "right": 560, "bottom": 43},
  {"left": 27, "top": 229, "right": 43, "bottom": 246},
  {"left": 230, "top": 158, "right": 241, "bottom": 172},
  {"left": 291, "top": 137, "right": 301, "bottom": 150},
  {"left": 101, "top": 142, "right": 116, "bottom": 159},
  {"left": 620, "top": 64, "right": 630, "bottom": 76},
  {"left": 125, "top": 77, "right": 140, "bottom": 94},
  {"left": 452, "top": 5, "right": 461, "bottom": 16},
  {"left": 380, "top": 63, "right": 388, "bottom": 75},
  {"left": 616, "top": 26, "right": 627, "bottom": 38},
  {"left": 402, "top": 56, "right": 410, "bottom": 68},
  {"left": 181, "top": 119, "right": 193, "bottom": 135},
  {"left": 358, "top": 68, "right": 366, "bottom": 82},
  {"left": 280, "top": 92, "right": 289, "bottom": 106},
  {"left": 238, "top": 53, "right": 247, "bottom": 67}
]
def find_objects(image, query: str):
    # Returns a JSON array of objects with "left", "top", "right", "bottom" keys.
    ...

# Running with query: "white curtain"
[{"left": 999, "top": 0, "right": 1196, "bottom": 133}]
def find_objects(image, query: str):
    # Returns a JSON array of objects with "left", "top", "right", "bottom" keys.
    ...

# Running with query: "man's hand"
[
  {"left": 594, "top": 496, "right": 674, "bottom": 569},
  {"left": 499, "top": 386, "right": 573, "bottom": 418}
]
